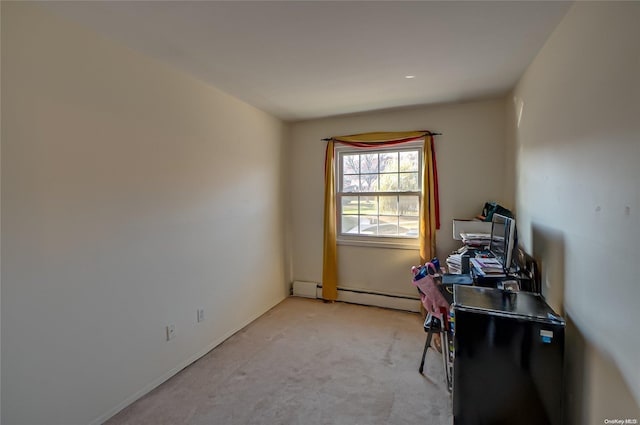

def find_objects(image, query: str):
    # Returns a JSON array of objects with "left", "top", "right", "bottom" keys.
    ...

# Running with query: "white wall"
[
  {"left": 290, "top": 99, "right": 509, "bottom": 297},
  {"left": 510, "top": 2, "right": 640, "bottom": 423},
  {"left": 1, "top": 3, "right": 288, "bottom": 424}
]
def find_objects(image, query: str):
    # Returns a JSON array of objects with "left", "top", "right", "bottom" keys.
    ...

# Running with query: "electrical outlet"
[
  {"left": 166, "top": 324, "right": 176, "bottom": 341},
  {"left": 197, "top": 309, "right": 205, "bottom": 323}
]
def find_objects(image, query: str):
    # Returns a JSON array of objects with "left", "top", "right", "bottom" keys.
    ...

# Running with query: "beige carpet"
[{"left": 105, "top": 297, "right": 452, "bottom": 425}]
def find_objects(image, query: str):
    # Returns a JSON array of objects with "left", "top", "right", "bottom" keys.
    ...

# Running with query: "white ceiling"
[{"left": 41, "top": 1, "right": 571, "bottom": 122}]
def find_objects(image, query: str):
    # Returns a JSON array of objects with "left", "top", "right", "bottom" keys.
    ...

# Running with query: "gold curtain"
[
  {"left": 420, "top": 138, "right": 437, "bottom": 264},
  {"left": 322, "top": 140, "right": 338, "bottom": 301},
  {"left": 322, "top": 131, "right": 439, "bottom": 301}
]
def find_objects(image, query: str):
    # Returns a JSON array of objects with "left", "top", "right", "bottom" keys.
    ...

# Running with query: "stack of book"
[
  {"left": 470, "top": 258, "right": 506, "bottom": 277},
  {"left": 460, "top": 232, "right": 491, "bottom": 248},
  {"left": 446, "top": 253, "right": 463, "bottom": 274}
]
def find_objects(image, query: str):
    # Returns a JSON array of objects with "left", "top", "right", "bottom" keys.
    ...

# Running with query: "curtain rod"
[{"left": 321, "top": 132, "right": 442, "bottom": 141}]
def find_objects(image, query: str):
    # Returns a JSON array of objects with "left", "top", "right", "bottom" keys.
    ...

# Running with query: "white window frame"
[{"left": 335, "top": 140, "right": 423, "bottom": 250}]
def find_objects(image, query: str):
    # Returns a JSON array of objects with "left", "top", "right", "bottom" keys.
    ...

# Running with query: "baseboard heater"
[{"left": 292, "top": 281, "right": 421, "bottom": 313}]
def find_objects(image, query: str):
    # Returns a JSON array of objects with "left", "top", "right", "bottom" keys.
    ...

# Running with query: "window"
[{"left": 336, "top": 141, "right": 422, "bottom": 247}]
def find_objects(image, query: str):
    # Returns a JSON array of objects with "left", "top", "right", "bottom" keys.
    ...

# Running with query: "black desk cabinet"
[{"left": 452, "top": 286, "right": 565, "bottom": 425}]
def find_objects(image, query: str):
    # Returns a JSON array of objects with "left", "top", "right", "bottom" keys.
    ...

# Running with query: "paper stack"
[
  {"left": 460, "top": 232, "right": 491, "bottom": 248},
  {"left": 446, "top": 253, "right": 462, "bottom": 274},
  {"left": 470, "top": 258, "right": 506, "bottom": 277}
]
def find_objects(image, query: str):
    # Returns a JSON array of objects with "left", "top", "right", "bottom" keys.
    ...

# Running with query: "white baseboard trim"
[
  {"left": 292, "top": 281, "right": 420, "bottom": 313},
  {"left": 89, "top": 295, "right": 287, "bottom": 425},
  {"left": 330, "top": 287, "right": 421, "bottom": 313}
]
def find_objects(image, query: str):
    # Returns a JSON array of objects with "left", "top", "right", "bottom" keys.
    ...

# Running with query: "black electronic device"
[
  {"left": 488, "top": 213, "right": 517, "bottom": 273},
  {"left": 453, "top": 286, "right": 565, "bottom": 425}
]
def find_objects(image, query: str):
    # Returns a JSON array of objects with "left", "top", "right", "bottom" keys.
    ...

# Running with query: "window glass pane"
[
  {"left": 378, "top": 216, "right": 400, "bottom": 236},
  {"left": 360, "top": 153, "right": 378, "bottom": 174},
  {"left": 342, "top": 175, "right": 360, "bottom": 192},
  {"left": 400, "top": 151, "right": 419, "bottom": 172},
  {"left": 343, "top": 154, "right": 359, "bottom": 174},
  {"left": 359, "top": 216, "right": 378, "bottom": 235},
  {"left": 360, "top": 175, "right": 378, "bottom": 192},
  {"left": 379, "top": 152, "right": 398, "bottom": 173},
  {"left": 399, "top": 195, "right": 419, "bottom": 216},
  {"left": 359, "top": 196, "right": 378, "bottom": 215},
  {"left": 337, "top": 145, "right": 422, "bottom": 241},
  {"left": 399, "top": 172, "right": 419, "bottom": 191},
  {"left": 342, "top": 216, "right": 359, "bottom": 234},
  {"left": 379, "top": 196, "right": 398, "bottom": 215},
  {"left": 399, "top": 217, "right": 419, "bottom": 237},
  {"left": 379, "top": 173, "right": 398, "bottom": 191},
  {"left": 341, "top": 196, "right": 359, "bottom": 214}
]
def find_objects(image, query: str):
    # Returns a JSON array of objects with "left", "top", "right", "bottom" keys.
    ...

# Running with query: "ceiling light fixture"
[{"left": 405, "top": 75, "right": 416, "bottom": 79}]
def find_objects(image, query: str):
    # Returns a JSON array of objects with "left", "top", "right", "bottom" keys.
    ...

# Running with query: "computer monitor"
[{"left": 489, "top": 214, "right": 516, "bottom": 272}]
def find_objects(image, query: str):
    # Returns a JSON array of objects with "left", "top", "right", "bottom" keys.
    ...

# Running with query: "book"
[
  {"left": 460, "top": 232, "right": 491, "bottom": 248},
  {"left": 470, "top": 258, "right": 506, "bottom": 277}
]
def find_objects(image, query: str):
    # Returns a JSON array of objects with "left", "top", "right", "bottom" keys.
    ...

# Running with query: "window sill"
[{"left": 337, "top": 237, "right": 420, "bottom": 250}]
